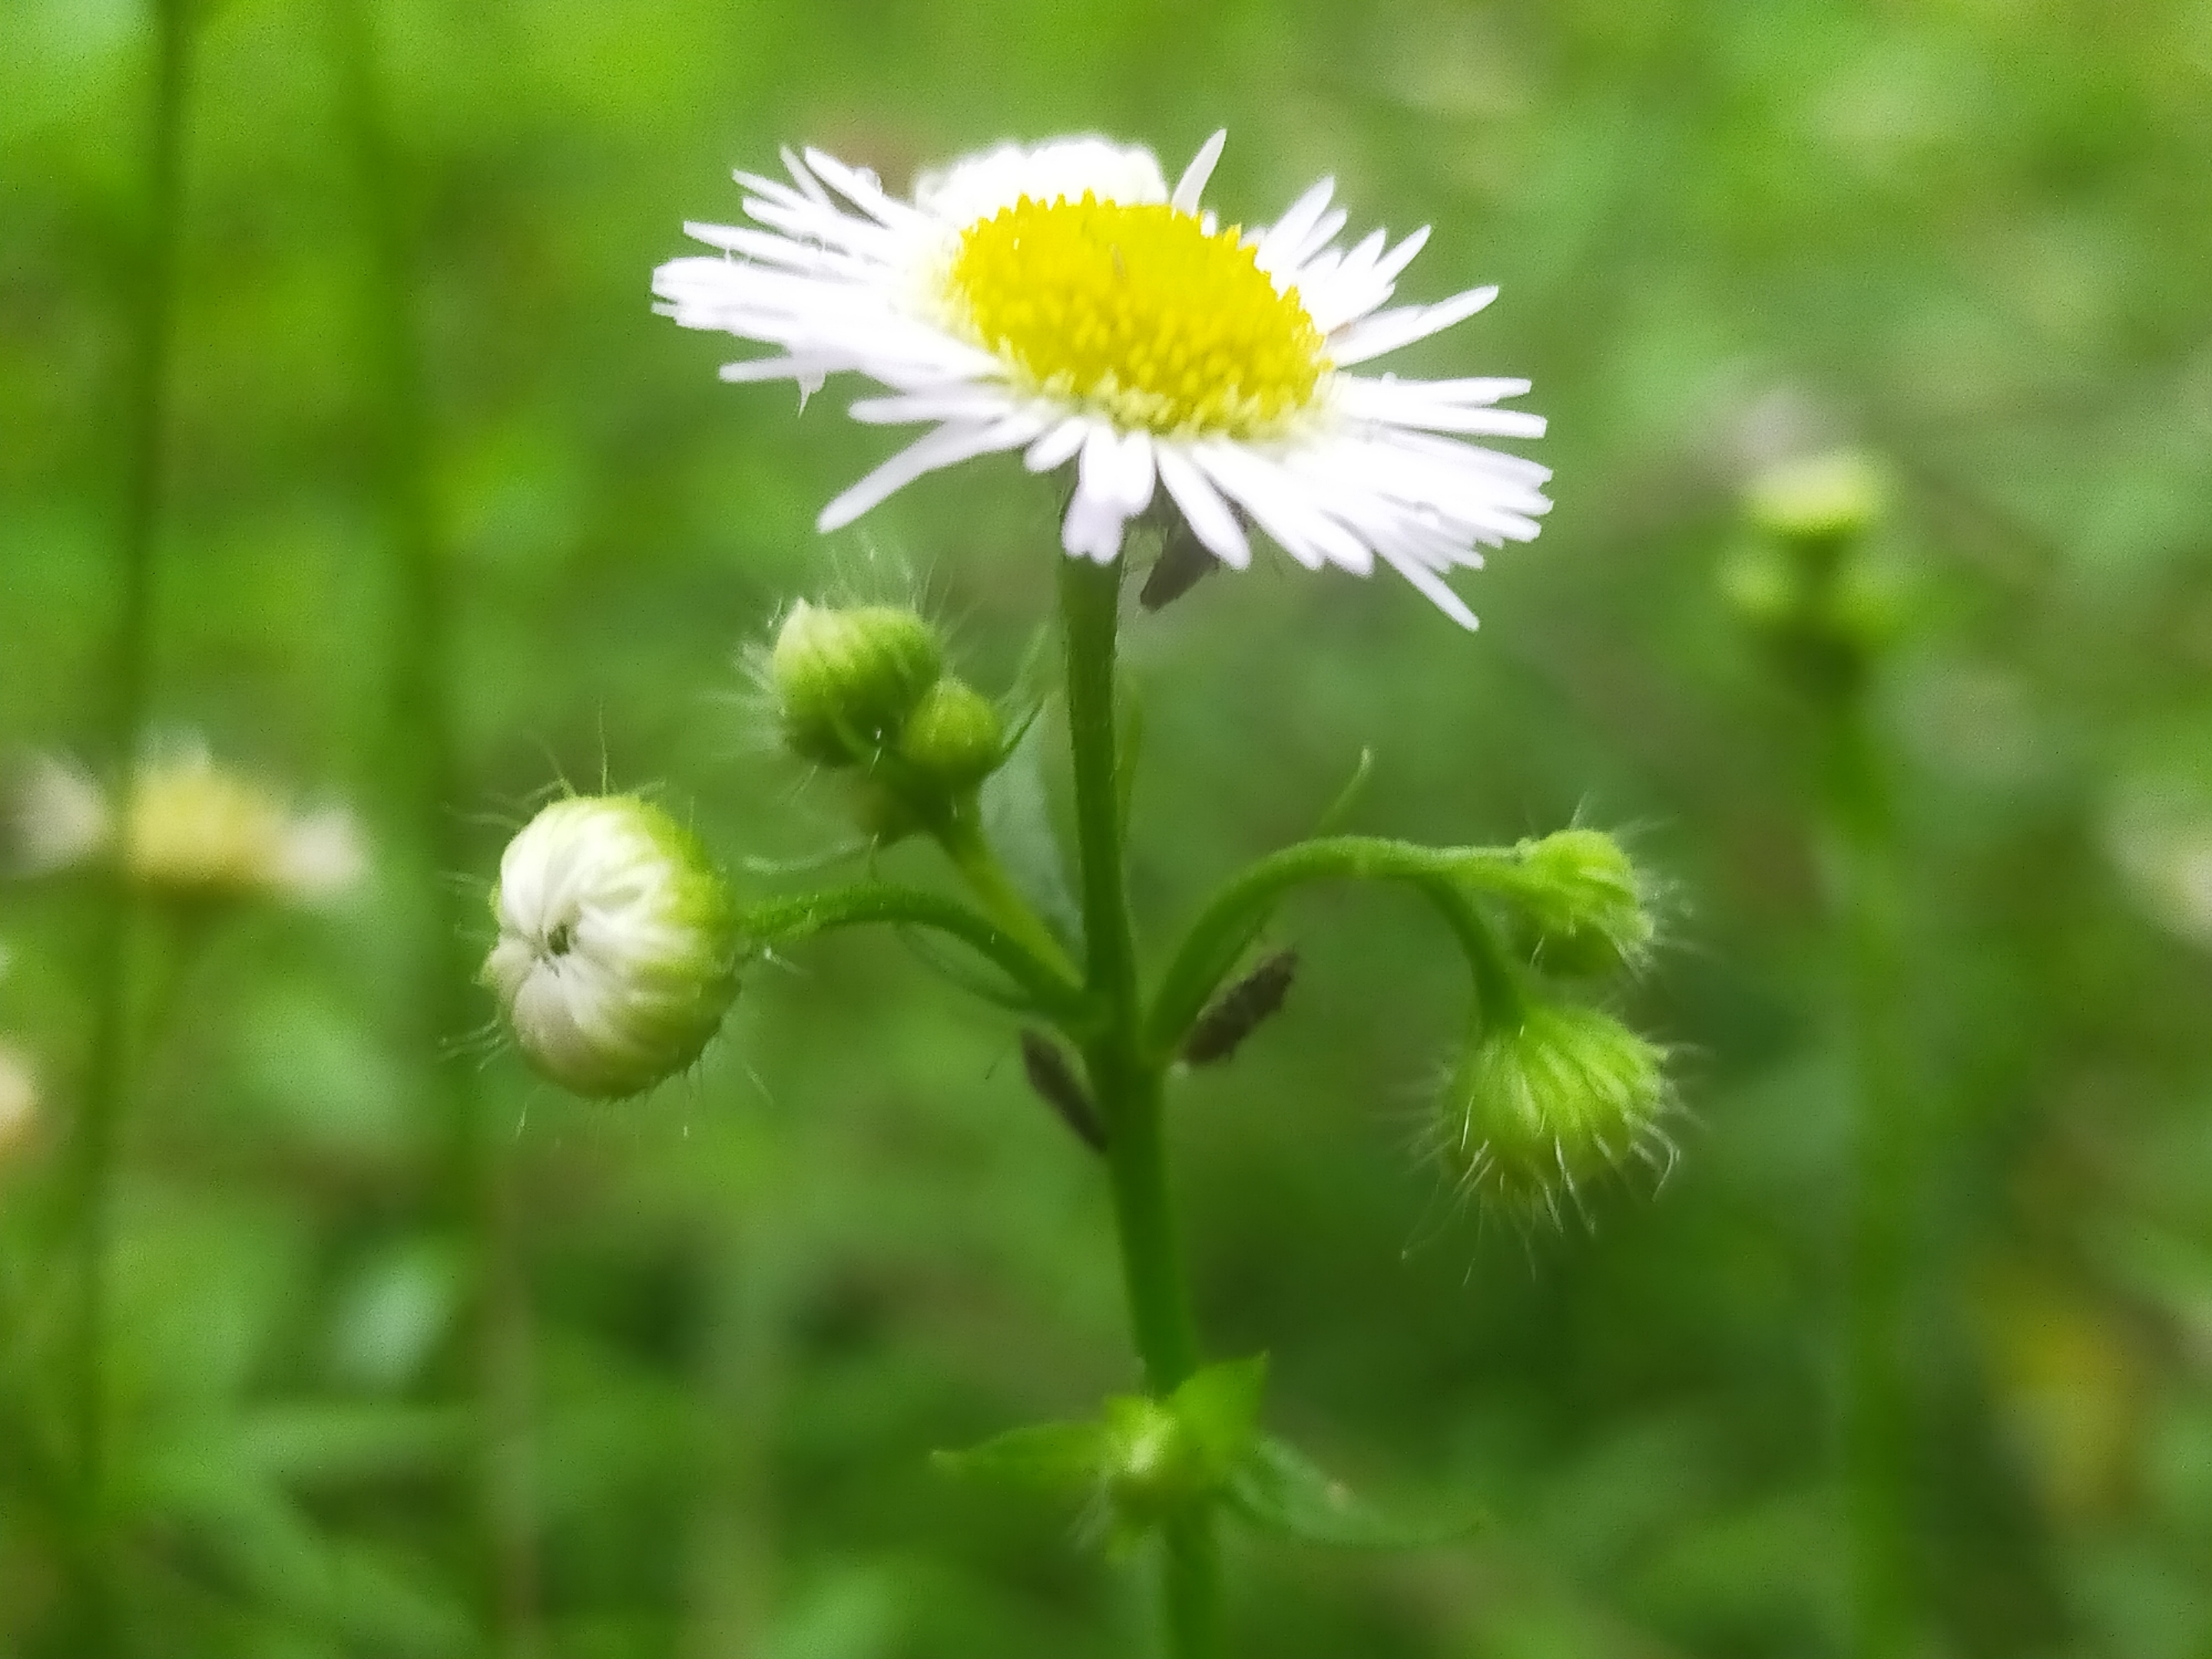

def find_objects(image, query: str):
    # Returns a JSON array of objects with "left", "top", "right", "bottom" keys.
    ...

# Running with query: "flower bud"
[
  {"left": 1496, "top": 830, "right": 1655, "bottom": 978},
  {"left": 1435, "top": 1002, "right": 1672, "bottom": 1225},
  {"left": 769, "top": 600, "right": 944, "bottom": 766},
  {"left": 897, "top": 677, "right": 1005, "bottom": 792},
  {"left": 1744, "top": 450, "right": 1885, "bottom": 548},
  {"left": 480, "top": 795, "right": 742, "bottom": 1099}
]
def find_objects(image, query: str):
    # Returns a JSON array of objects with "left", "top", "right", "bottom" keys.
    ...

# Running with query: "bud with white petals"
[{"left": 480, "top": 796, "right": 743, "bottom": 1099}]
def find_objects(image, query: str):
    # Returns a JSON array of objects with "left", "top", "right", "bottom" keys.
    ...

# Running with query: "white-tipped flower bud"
[
  {"left": 897, "top": 677, "right": 1005, "bottom": 792},
  {"left": 1493, "top": 830, "right": 1656, "bottom": 978},
  {"left": 480, "top": 796, "right": 742, "bottom": 1099},
  {"left": 770, "top": 600, "right": 944, "bottom": 767},
  {"left": 1435, "top": 1002, "right": 1672, "bottom": 1226},
  {"left": 7, "top": 745, "right": 363, "bottom": 903}
]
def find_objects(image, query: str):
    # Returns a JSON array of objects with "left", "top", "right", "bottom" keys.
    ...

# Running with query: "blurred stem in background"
[
  {"left": 1730, "top": 456, "right": 1920, "bottom": 1657},
  {"left": 326, "top": 2, "right": 544, "bottom": 1651},
  {"left": 1820, "top": 694, "right": 1917, "bottom": 1659},
  {"left": 65, "top": 0, "right": 192, "bottom": 1644},
  {"left": 1058, "top": 554, "right": 1224, "bottom": 1659}
]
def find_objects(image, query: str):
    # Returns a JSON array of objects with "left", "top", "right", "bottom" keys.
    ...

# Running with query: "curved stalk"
[
  {"left": 741, "top": 882, "right": 1091, "bottom": 1024},
  {"left": 1147, "top": 836, "right": 1522, "bottom": 1058},
  {"left": 1058, "top": 553, "right": 1220, "bottom": 1659},
  {"left": 931, "top": 805, "right": 1083, "bottom": 985},
  {"left": 68, "top": 0, "right": 192, "bottom": 1643}
]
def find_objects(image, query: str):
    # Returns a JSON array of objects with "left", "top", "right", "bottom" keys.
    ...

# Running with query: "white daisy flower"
[
  {"left": 654, "top": 131, "right": 1550, "bottom": 627},
  {"left": 5, "top": 742, "right": 365, "bottom": 904}
]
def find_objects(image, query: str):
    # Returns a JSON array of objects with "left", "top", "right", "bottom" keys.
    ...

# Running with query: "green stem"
[
  {"left": 932, "top": 804, "right": 1082, "bottom": 985},
  {"left": 1147, "top": 836, "right": 1522, "bottom": 1058},
  {"left": 69, "top": 0, "right": 191, "bottom": 1642},
  {"left": 327, "top": 3, "right": 541, "bottom": 1650},
  {"left": 1820, "top": 697, "right": 1916, "bottom": 1659},
  {"left": 1058, "top": 553, "right": 1220, "bottom": 1659},
  {"left": 741, "top": 882, "right": 1089, "bottom": 1022}
]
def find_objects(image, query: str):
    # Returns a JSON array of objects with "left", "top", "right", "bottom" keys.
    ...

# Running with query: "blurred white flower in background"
[{"left": 5, "top": 740, "right": 365, "bottom": 904}]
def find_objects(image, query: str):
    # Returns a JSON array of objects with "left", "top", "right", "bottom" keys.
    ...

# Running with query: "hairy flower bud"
[
  {"left": 897, "top": 677, "right": 1005, "bottom": 791},
  {"left": 1493, "top": 830, "right": 1655, "bottom": 977},
  {"left": 480, "top": 796, "right": 742, "bottom": 1099},
  {"left": 1435, "top": 1002, "right": 1673, "bottom": 1225},
  {"left": 770, "top": 600, "right": 944, "bottom": 766}
]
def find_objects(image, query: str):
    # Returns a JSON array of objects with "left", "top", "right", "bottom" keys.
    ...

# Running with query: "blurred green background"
[{"left": 6, "top": 0, "right": 2212, "bottom": 1654}]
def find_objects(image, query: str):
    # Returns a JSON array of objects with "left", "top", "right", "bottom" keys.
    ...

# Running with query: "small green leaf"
[
  {"left": 931, "top": 1419, "right": 1108, "bottom": 1497},
  {"left": 1227, "top": 1435, "right": 1488, "bottom": 1551},
  {"left": 978, "top": 709, "right": 1081, "bottom": 945}
]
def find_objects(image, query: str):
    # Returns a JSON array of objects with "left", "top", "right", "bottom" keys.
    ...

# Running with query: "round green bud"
[
  {"left": 1435, "top": 1002, "right": 1672, "bottom": 1226},
  {"left": 1505, "top": 829, "right": 1656, "bottom": 978},
  {"left": 897, "top": 677, "right": 1005, "bottom": 792},
  {"left": 480, "top": 795, "right": 743, "bottom": 1100},
  {"left": 1102, "top": 1395, "right": 1207, "bottom": 1528},
  {"left": 770, "top": 601, "right": 944, "bottom": 767},
  {"left": 1744, "top": 450, "right": 1886, "bottom": 547}
]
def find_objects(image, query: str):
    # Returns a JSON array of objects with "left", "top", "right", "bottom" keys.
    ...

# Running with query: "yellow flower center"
[{"left": 945, "top": 193, "right": 1328, "bottom": 439}]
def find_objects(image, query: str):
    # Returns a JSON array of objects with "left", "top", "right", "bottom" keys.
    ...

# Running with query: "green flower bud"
[
  {"left": 897, "top": 677, "right": 1005, "bottom": 791},
  {"left": 480, "top": 796, "right": 743, "bottom": 1099},
  {"left": 770, "top": 600, "right": 944, "bottom": 766},
  {"left": 1497, "top": 830, "right": 1655, "bottom": 977},
  {"left": 1435, "top": 1002, "right": 1672, "bottom": 1226},
  {"left": 1744, "top": 450, "right": 1885, "bottom": 548},
  {"left": 1102, "top": 1395, "right": 1207, "bottom": 1527}
]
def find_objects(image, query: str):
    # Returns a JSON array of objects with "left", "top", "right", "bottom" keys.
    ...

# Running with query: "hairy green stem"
[
  {"left": 741, "top": 882, "right": 1089, "bottom": 1022},
  {"left": 1058, "top": 553, "right": 1221, "bottom": 1659},
  {"left": 68, "top": 0, "right": 191, "bottom": 1642},
  {"left": 1147, "top": 836, "right": 1522, "bottom": 1058},
  {"left": 327, "top": 3, "right": 541, "bottom": 1649},
  {"left": 932, "top": 805, "right": 1082, "bottom": 985}
]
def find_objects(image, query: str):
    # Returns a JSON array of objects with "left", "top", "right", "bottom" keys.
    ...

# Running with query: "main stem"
[
  {"left": 68, "top": 0, "right": 190, "bottom": 1644},
  {"left": 1057, "top": 554, "right": 1222, "bottom": 1659},
  {"left": 1821, "top": 696, "right": 1916, "bottom": 1659},
  {"left": 329, "top": 2, "right": 541, "bottom": 1649}
]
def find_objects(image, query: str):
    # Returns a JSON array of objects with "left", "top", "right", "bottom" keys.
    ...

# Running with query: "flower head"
[
  {"left": 656, "top": 131, "right": 1550, "bottom": 627},
  {"left": 481, "top": 796, "right": 743, "bottom": 1099},
  {"left": 6, "top": 744, "right": 363, "bottom": 903},
  {"left": 1433, "top": 1002, "right": 1673, "bottom": 1227}
]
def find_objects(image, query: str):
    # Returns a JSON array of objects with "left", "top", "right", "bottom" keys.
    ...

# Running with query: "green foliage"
[{"left": 5, "top": 0, "right": 2212, "bottom": 1654}]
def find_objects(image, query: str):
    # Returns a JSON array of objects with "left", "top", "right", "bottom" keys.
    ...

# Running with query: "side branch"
[
  {"left": 1146, "top": 836, "right": 1523, "bottom": 1057},
  {"left": 743, "top": 883, "right": 1093, "bottom": 1024}
]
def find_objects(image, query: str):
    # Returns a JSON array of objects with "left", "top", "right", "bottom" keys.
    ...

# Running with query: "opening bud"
[
  {"left": 896, "top": 677, "right": 1006, "bottom": 793},
  {"left": 1435, "top": 1001, "right": 1673, "bottom": 1227},
  {"left": 480, "top": 795, "right": 742, "bottom": 1099},
  {"left": 770, "top": 600, "right": 944, "bottom": 767},
  {"left": 1492, "top": 830, "right": 1655, "bottom": 978}
]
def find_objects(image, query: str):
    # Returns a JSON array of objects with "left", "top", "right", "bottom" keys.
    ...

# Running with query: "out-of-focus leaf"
[
  {"left": 930, "top": 1419, "right": 1109, "bottom": 1496},
  {"left": 1227, "top": 1435, "right": 1488, "bottom": 1551}
]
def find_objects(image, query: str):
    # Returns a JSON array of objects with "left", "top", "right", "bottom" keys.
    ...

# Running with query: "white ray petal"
[
  {"left": 1256, "top": 177, "right": 1336, "bottom": 273},
  {"left": 1330, "top": 285, "right": 1498, "bottom": 366},
  {"left": 818, "top": 418, "right": 1040, "bottom": 531},
  {"left": 1025, "top": 415, "right": 1094, "bottom": 472},
  {"left": 1155, "top": 443, "right": 1250, "bottom": 568},
  {"left": 1172, "top": 129, "right": 1227, "bottom": 214}
]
